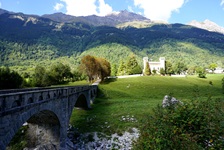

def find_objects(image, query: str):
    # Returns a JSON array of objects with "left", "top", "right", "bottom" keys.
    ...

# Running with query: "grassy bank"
[{"left": 70, "top": 74, "right": 224, "bottom": 135}]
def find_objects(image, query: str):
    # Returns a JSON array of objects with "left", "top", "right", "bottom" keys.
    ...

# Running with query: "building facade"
[{"left": 143, "top": 57, "right": 165, "bottom": 73}]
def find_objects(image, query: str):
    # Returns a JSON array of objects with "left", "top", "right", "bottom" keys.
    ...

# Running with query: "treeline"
[
  {"left": 114, "top": 54, "right": 142, "bottom": 76},
  {"left": 0, "top": 55, "right": 113, "bottom": 89}
]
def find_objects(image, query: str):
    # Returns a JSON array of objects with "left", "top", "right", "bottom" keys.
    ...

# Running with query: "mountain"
[
  {"left": 0, "top": 9, "right": 224, "bottom": 74},
  {"left": 188, "top": 20, "right": 224, "bottom": 34},
  {"left": 42, "top": 10, "right": 151, "bottom": 27}
]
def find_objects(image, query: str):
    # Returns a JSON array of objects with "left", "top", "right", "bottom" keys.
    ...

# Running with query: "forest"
[{"left": 0, "top": 12, "right": 224, "bottom": 76}]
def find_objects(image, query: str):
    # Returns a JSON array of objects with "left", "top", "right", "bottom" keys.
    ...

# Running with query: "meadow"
[{"left": 70, "top": 74, "right": 224, "bottom": 136}]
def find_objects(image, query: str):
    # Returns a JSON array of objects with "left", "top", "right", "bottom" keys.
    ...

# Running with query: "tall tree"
[
  {"left": 165, "top": 61, "right": 174, "bottom": 75},
  {"left": 80, "top": 55, "right": 99, "bottom": 82},
  {"left": 34, "top": 65, "right": 47, "bottom": 87},
  {"left": 144, "top": 62, "right": 151, "bottom": 76},
  {"left": 111, "top": 64, "right": 117, "bottom": 76},
  {"left": 126, "top": 55, "right": 139, "bottom": 75},
  {"left": 97, "top": 57, "right": 111, "bottom": 81},
  {"left": 117, "top": 60, "right": 126, "bottom": 76},
  {"left": 174, "top": 62, "right": 187, "bottom": 75}
]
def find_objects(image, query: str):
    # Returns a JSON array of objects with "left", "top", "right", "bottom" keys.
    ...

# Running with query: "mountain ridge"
[
  {"left": 1, "top": 8, "right": 224, "bottom": 34},
  {"left": 0, "top": 8, "right": 224, "bottom": 74},
  {"left": 42, "top": 10, "right": 151, "bottom": 27},
  {"left": 188, "top": 19, "right": 224, "bottom": 34}
]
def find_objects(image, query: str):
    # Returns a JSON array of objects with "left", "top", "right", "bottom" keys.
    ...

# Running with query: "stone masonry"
[{"left": 0, "top": 85, "right": 97, "bottom": 150}]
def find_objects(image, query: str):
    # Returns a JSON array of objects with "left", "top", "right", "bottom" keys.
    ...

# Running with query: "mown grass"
[{"left": 70, "top": 74, "right": 224, "bottom": 136}]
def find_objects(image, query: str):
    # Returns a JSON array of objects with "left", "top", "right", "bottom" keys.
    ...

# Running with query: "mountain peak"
[
  {"left": 106, "top": 10, "right": 150, "bottom": 23},
  {"left": 42, "top": 10, "right": 150, "bottom": 27},
  {"left": 188, "top": 19, "right": 224, "bottom": 34}
]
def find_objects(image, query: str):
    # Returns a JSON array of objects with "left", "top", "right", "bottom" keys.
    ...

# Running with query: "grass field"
[{"left": 70, "top": 74, "right": 224, "bottom": 137}]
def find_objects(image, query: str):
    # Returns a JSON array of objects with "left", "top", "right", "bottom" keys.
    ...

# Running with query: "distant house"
[
  {"left": 143, "top": 57, "right": 165, "bottom": 73},
  {"left": 214, "top": 68, "right": 224, "bottom": 74},
  {"left": 207, "top": 68, "right": 224, "bottom": 74}
]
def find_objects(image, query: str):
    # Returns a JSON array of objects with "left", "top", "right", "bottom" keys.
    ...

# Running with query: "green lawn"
[{"left": 70, "top": 74, "right": 224, "bottom": 135}]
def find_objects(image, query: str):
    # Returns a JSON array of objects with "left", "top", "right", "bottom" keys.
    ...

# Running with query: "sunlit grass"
[{"left": 70, "top": 74, "right": 224, "bottom": 135}]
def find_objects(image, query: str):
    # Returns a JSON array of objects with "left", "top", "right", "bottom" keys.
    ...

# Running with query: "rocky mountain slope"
[
  {"left": 188, "top": 19, "right": 224, "bottom": 34},
  {"left": 42, "top": 10, "right": 151, "bottom": 27}
]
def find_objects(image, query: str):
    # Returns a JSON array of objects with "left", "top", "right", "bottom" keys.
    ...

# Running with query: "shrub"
[
  {"left": 134, "top": 98, "right": 224, "bottom": 149},
  {"left": 198, "top": 72, "right": 206, "bottom": 78}
]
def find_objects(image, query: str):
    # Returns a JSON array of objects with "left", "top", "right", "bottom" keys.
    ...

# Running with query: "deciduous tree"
[
  {"left": 209, "top": 63, "right": 217, "bottom": 73},
  {"left": 165, "top": 61, "right": 174, "bottom": 75},
  {"left": 97, "top": 57, "right": 111, "bottom": 81},
  {"left": 79, "top": 55, "right": 99, "bottom": 82}
]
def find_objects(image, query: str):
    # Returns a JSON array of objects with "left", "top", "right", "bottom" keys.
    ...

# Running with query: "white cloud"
[
  {"left": 61, "top": 0, "right": 113, "bottom": 16},
  {"left": 98, "top": 0, "right": 113, "bottom": 16},
  {"left": 54, "top": 3, "right": 64, "bottom": 11},
  {"left": 221, "top": 0, "right": 224, "bottom": 6},
  {"left": 134, "top": 0, "right": 186, "bottom": 22}
]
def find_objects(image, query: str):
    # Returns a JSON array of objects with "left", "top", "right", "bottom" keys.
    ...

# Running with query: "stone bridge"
[{"left": 0, "top": 85, "right": 98, "bottom": 149}]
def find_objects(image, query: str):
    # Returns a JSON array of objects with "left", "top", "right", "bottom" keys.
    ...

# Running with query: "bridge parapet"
[{"left": 0, "top": 85, "right": 97, "bottom": 116}]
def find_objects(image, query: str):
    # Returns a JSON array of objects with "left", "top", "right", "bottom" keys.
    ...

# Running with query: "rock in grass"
[{"left": 162, "top": 95, "right": 182, "bottom": 107}]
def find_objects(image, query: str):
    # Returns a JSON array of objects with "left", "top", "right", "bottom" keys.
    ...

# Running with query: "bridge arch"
[
  {"left": 5, "top": 107, "right": 63, "bottom": 149},
  {"left": 0, "top": 85, "right": 98, "bottom": 149},
  {"left": 75, "top": 94, "right": 89, "bottom": 109}
]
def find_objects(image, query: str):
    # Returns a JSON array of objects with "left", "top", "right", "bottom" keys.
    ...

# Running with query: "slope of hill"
[{"left": 0, "top": 9, "right": 224, "bottom": 74}]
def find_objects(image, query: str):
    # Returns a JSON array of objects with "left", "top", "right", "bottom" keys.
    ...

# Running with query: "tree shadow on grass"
[{"left": 100, "top": 77, "right": 117, "bottom": 85}]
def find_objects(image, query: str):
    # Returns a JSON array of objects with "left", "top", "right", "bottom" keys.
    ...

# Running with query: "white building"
[{"left": 143, "top": 57, "right": 165, "bottom": 73}]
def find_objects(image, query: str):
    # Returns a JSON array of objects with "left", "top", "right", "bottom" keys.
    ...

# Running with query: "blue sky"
[{"left": 0, "top": 0, "right": 224, "bottom": 27}]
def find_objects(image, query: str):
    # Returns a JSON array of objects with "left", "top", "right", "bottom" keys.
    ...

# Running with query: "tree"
[
  {"left": 196, "top": 67, "right": 206, "bottom": 78},
  {"left": 96, "top": 57, "right": 111, "bottom": 81},
  {"left": 174, "top": 62, "right": 187, "bottom": 75},
  {"left": 34, "top": 65, "right": 47, "bottom": 87},
  {"left": 49, "top": 63, "right": 72, "bottom": 84},
  {"left": 72, "top": 70, "right": 84, "bottom": 82},
  {"left": 0, "top": 67, "right": 23, "bottom": 89},
  {"left": 80, "top": 55, "right": 99, "bottom": 82},
  {"left": 111, "top": 64, "right": 117, "bottom": 76},
  {"left": 209, "top": 63, "right": 217, "bottom": 73},
  {"left": 117, "top": 60, "right": 126, "bottom": 76},
  {"left": 165, "top": 61, "right": 174, "bottom": 75},
  {"left": 144, "top": 62, "right": 151, "bottom": 76},
  {"left": 160, "top": 68, "right": 165, "bottom": 76},
  {"left": 126, "top": 55, "right": 139, "bottom": 75},
  {"left": 188, "top": 66, "right": 196, "bottom": 75},
  {"left": 131, "top": 65, "right": 142, "bottom": 74}
]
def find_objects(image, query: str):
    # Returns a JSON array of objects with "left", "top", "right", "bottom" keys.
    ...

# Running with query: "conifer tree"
[
  {"left": 144, "top": 62, "right": 151, "bottom": 76},
  {"left": 117, "top": 60, "right": 126, "bottom": 76}
]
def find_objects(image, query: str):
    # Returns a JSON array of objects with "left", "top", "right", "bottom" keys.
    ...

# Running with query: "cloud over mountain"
[
  {"left": 133, "top": 0, "right": 186, "bottom": 21},
  {"left": 61, "top": 0, "right": 113, "bottom": 16},
  {"left": 54, "top": 3, "right": 64, "bottom": 11}
]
